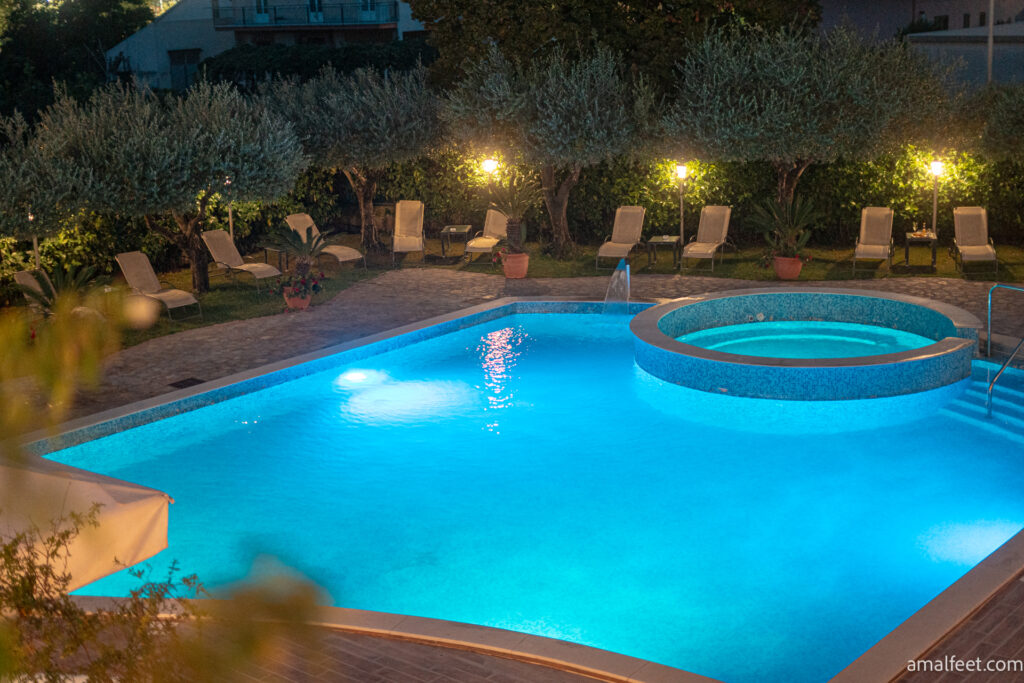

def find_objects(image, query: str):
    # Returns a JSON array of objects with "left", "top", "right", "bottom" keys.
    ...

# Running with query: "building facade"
[
  {"left": 822, "top": 1, "right": 1024, "bottom": 36},
  {"left": 107, "top": 0, "right": 424, "bottom": 90}
]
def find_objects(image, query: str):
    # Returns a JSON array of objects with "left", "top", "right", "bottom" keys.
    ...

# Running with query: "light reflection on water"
[{"left": 476, "top": 326, "right": 528, "bottom": 432}]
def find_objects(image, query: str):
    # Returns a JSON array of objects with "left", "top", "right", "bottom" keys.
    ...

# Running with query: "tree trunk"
[
  {"left": 342, "top": 168, "right": 385, "bottom": 253},
  {"left": 775, "top": 161, "right": 812, "bottom": 208},
  {"left": 540, "top": 164, "right": 581, "bottom": 260},
  {"left": 171, "top": 212, "right": 211, "bottom": 293}
]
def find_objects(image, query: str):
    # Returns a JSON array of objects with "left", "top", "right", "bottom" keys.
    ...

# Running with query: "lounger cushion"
[
  {"left": 235, "top": 263, "right": 280, "bottom": 279},
  {"left": 147, "top": 288, "right": 198, "bottom": 309},
  {"left": 958, "top": 244, "right": 997, "bottom": 262},
  {"left": 682, "top": 242, "right": 721, "bottom": 258},
  {"left": 323, "top": 245, "right": 363, "bottom": 263},
  {"left": 393, "top": 236, "right": 424, "bottom": 253},
  {"left": 597, "top": 242, "right": 635, "bottom": 259},
  {"left": 466, "top": 236, "right": 501, "bottom": 253},
  {"left": 854, "top": 244, "right": 890, "bottom": 260}
]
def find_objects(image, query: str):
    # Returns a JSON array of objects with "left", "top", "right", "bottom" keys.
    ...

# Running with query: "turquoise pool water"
[
  {"left": 676, "top": 320, "right": 934, "bottom": 358},
  {"left": 48, "top": 313, "right": 1024, "bottom": 683}
]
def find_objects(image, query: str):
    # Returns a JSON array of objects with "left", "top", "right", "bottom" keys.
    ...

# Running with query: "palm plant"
[
  {"left": 748, "top": 195, "right": 822, "bottom": 260},
  {"left": 487, "top": 169, "right": 542, "bottom": 254},
  {"left": 15, "top": 264, "right": 100, "bottom": 316},
  {"left": 263, "top": 225, "right": 325, "bottom": 278}
]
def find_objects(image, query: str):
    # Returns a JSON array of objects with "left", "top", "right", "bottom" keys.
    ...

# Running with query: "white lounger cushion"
[
  {"left": 116, "top": 251, "right": 198, "bottom": 311},
  {"left": 959, "top": 244, "right": 997, "bottom": 262},
  {"left": 393, "top": 235, "right": 424, "bottom": 252},
  {"left": 597, "top": 242, "right": 636, "bottom": 259},
  {"left": 233, "top": 262, "right": 280, "bottom": 279},
  {"left": 146, "top": 288, "right": 199, "bottom": 308},
  {"left": 394, "top": 200, "right": 425, "bottom": 253},
  {"left": 323, "top": 244, "right": 363, "bottom": 263},
  {"left": 854, "top": 244, "right": 891, "bottom": 260},
  {"left": 466, "top": 236, "right": 501, "bottom": 253},
  {"left": 682, "top": 242, "right": 722, "bottom": 258}
]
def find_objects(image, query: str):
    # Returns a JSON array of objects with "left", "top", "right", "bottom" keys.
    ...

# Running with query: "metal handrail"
[
  {"left": 987, "top": 284, "right": 1024, "bottom": 357},
  {"left": 985, "top": 284, "right": 1024, "bottom": 418},
  {"left": 988, "top": 337, "right": 1024, "bottom": 417}
]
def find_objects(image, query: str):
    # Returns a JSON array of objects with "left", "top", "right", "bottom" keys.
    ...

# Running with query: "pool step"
[{"left": 942, "top": 381, "right": 1024, "bottom": 445}]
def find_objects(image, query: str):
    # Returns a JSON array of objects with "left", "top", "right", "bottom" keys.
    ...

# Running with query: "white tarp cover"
[{"left": 0, "top": 458, "right": 171, "bottom": 591}]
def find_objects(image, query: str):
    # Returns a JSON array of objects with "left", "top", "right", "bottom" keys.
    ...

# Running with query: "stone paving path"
[
  {"left": 237, "top": 629, "right": 597, "bottom": 683},
  {"left": 70, "top": 270, "right": 1023, "bottom": 421}
]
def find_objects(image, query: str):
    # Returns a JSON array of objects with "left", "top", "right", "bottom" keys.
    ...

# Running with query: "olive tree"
[
  {"left": 663, "top": 26, "right": 952, "bottom": 209},
  {"left": 979, "top": 84, "right": 1024, "bottom": 162},
  {"left": 264, "top": 65, "right": 442, "bottom": 252},
  {"left": 35, "top": 82, "right": 307, "bottom": 292},
  {"left": 446, "top": 46, "right": 654, "bottom": 258}
]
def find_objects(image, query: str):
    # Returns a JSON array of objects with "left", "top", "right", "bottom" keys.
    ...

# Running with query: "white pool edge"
[{"left": 26, "top": 295, "right": 1024, "bottom": 683}]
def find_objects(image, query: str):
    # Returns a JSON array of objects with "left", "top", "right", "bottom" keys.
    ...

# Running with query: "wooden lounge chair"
[
  {"left": 681, "top": 206, "right": 731, "bottom": 271},
  {"left": 115, "top": 252, "right": 202, "bottom": 320},
  {"left": 201, "top": 229, "right": 281, "bottom": 292},
  {"left": 284, "top": 213, "right": 365, "bottom": 268},
  {"left": 852, "top": 207, "right": 894, "bottom": 273},
  {"left": 466, "top": 209, "right": 508, "bottom": 260},
  {"left": 596, "top": 206, "right": 646, "bottom": 269},
  {"left": 392, "top": 200, "right": 425, "bottom": 266},
  {"left": 952, "top": 207, "right": 998, "bottom": 275}
]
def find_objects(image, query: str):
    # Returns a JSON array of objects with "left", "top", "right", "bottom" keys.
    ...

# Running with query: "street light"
[
  {"left": 224, "top": 176, "right": 234, "bottom": 240},
  {"left": 481, "top": 158, "right": 499, "bottom": 175},
  {"left": 676, "top": 164, "right": 688, "bottom": 243},
  {"left": 929, "top": 160, "right": 944, "bottom": 237}
]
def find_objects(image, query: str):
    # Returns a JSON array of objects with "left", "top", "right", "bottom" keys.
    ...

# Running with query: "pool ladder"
[{"left": 986, "top": 284, "right": 1024, "bottom": 418}]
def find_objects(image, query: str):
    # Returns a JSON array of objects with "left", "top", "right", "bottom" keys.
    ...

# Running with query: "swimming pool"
[
  {"left": 44, "top": 308, "right": 1024, "bottom": 683},
  {"left": 675, "top": 320, "right": 934, "bottom": 358}
]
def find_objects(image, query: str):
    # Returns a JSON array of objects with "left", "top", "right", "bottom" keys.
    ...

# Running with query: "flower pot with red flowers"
[
  {"left": 751, "top": 194, "right": 821, "bottom": 281},
  {"left": 486, "top": 166, "right": 542, "bottom": 279},
  {"left": 265, "top": 224, "right": 330, "bottom": 311}
]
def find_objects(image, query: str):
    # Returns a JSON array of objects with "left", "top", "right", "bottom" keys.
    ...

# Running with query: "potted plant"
[
  {"left": 488, "top": 169, "right": 541, "bottom": 279},
  {"left": 264, "top": 226, "right": 329, "bottom": 310},
  {"left": 749, "top": 195, "right": 821, "bottom": 280}
]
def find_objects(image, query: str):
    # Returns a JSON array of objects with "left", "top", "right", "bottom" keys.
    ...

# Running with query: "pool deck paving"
[{"left": 50, "top": 269, "right": 1024, "bottom": 682}]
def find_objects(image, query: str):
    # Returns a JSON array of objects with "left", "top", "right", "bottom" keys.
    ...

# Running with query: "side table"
[
  {"left": 440, "top": 225, "right": 472, "bottom": 257},
  {"left": 646, "top": 235, "right": 681, "bottom": 268},
  {"left": 905, "top": 231, "right": 937, "bottom": 269}
]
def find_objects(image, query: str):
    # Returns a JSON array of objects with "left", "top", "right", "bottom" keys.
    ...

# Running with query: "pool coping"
[
  {"left": 22, "top": 294, "right": 1024, "bottom": 683},
  {"left": 631, "top": 287, "right": 982, "bottom": 370},
  {"left": 71, "top": 596, "right": 718, "bottom": 683}
]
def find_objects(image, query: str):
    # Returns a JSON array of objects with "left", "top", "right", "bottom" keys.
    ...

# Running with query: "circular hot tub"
[{"left": 631, "top": 288, "right": 981, "bottom": 401}]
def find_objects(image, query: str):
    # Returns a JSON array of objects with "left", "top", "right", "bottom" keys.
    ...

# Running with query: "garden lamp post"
[
  {"left": 27, "top": 212, "right": 39, "bottom": 268},
  {"left": 481, "top": 158, "right": 499, "bottom": 176},
  {"left": 930, "top": 160, "right": 943, "bottom": 237},
  {"left": 676, "top": 164, "right": 688, "bottom": 242},
  {"left": 224, "top": 176, "right": 234, "bottom": 240}
]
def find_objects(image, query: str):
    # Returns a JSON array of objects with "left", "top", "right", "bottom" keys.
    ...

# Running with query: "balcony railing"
[{"left": 213, "top": 2, "right": 398, "bottom": 28}]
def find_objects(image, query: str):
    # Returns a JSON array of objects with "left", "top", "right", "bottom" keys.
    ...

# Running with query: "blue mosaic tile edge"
[{"left": 28, "top": 301, "right": 653, "bottom": 456}]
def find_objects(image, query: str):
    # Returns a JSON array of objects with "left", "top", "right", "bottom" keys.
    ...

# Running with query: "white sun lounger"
[
  {"left": 853, "top": 207, "right": 894, "bottom": 273},
  {"left": 115, "top": 251, "right": 201, "bottom": 320},
  {"left": 953, "top": 207, "right": 998, "bottom": 274},
  {"left": 285, "top": 213, "right": 365, "bottom": 268},
  {"left": 466, "top": 209, "right": 508, "bottom": 259},
  {"left": 392, "top": 200, "right": 426, "bottom": 266},
  {"left": 202, "top": 229, "right": 281, "bottom": 292},
  {"left": 596, "top": 206, "right": 646, "bottom": 269},
  {"left": 681, "top": 206, "right": 731, "bottom": 271}
]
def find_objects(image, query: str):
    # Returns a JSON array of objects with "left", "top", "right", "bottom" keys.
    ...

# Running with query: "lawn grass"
[
  {"left": 397, "top": 234, "right": 1024, "bottom": 282},
  {"left": 121, "top": 258, "right": 375, "bottom": 347},
  {"left": 9, "top": 233, "right": 1021, "bottom": 349}
]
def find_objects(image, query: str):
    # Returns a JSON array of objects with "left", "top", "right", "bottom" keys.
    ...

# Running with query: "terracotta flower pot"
[
  {"left": 772, "top": 256, "right": 803, "bottom": 280},
  {"left": 284, "top": 294, "right": 312, "bottom": 311},
  {"left": 501, "top": 252, "right": 530, "bottom": 279}
]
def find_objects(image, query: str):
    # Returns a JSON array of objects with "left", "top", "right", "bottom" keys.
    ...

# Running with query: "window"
[
  {"left": 980, "top": 11, "right": 987, "bottom": 26},
  {"left": 309, "top": 0, "right": 322, "bottom": 11},
  {"left": 933, "top": 15, "right": 949, "bottom": 30},
  {"left": 168, "top": 49, "right": 201, "bottom": 91},
  {"left": 963, "top": 13, "right": 970, "bottom": 27}
]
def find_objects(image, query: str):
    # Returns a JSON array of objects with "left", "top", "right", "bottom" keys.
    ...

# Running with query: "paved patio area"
[
  {"left": 55, "top": 269, "right": 1024, "bottom": 681},
  {"left": 70, "top": 270, "right": 1023, "bottom": 421}
]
